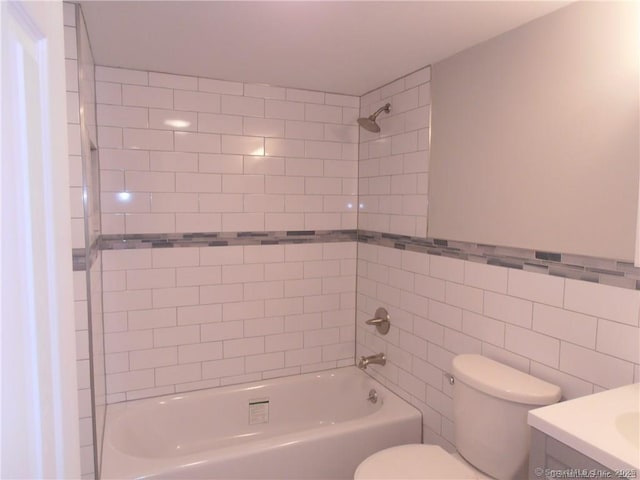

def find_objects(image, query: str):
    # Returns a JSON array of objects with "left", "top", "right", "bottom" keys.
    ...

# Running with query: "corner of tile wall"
[
  {"left": 358, "top": 66, "right": 431, "bottom": 237},
  {"left": 94, "top": 66, "right": 364, "bottom": 400},
  {"left": 67, "top": 2, "right": 107, "bottom": 476},
  {"left": 64, "top": 7, "right": 97, "bottom": 477}
]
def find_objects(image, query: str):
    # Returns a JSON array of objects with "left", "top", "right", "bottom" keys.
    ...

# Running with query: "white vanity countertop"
[{"left": 528, "top": 383, "right": 640, "bottom": 471}]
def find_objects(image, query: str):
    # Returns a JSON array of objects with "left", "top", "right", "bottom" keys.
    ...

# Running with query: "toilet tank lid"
[{"left": 452, "top": 354, "right": 561, "bottom": 405}]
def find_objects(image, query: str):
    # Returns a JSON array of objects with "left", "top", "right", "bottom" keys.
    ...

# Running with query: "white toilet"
[{"left": 355, "top": 354, "right": 561, "bottom": 480}]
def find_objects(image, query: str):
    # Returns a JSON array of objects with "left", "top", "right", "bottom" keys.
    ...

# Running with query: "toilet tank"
[{"left": 452, "top": 354, "right": 561, "bottom": 480}]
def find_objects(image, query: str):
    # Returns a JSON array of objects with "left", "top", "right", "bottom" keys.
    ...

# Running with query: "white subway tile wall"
[
  {"left": 102, "top": 242, "right": 356, "bottom": 400},
  {"left": 73, "top": 272, "right": 95, "bottom": 478},
  {"left": 359, "top": 67, "right": 431, "bottom": 237},
  {"left": 66, "top": 3, "right": 102, "bottom": 477},
  {"left": 96, "top": 67, "right": 359, "bottom": 234},
  {"left": 356, "top": 243, "right": 640, "bottom": 451}
]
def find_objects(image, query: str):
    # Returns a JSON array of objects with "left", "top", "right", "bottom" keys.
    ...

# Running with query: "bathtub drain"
[{"left": 367, "top": 389, "right": 378, "bottom": 404}]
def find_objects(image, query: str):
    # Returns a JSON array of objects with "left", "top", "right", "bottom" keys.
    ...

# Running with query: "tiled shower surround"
[
  {"left": 95, "top": 66, "right": 360, "bottom": 400},
  {"left": 103, "top": 240, "right": 356, "bottom": 401},
  {"left": 83, "top": 40, "right": 640, "bottom": 479},
  {"left": 95, "top": 66, "right": 360, "bottom": 234}
]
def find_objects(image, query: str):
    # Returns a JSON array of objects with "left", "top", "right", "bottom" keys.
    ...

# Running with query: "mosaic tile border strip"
[
  {"left": 358, "top": 230, "right": 640, "bottom": 291},
  {"left": 75, "top": 228, "right": 640, "bottom": 290},
  {"left": 72, "top": 239, "right": 99, "bottom": 272},
  {"left": 100, "top": 230, "right": 358, "bottom": 251},
  {"left": 73, "top": 230, "right": 357, "bottom": 270}
]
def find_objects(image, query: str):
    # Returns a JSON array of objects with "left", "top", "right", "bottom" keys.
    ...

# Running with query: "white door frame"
[
  {"left": 1, "top": 0, "right": 81, "bottom": 477},
  {"left": 636, "top": 1, "right": 640, "bottom": 267}
]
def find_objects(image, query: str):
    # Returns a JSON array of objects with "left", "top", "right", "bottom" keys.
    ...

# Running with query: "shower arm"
[{"left": 370, "top": 103, "right": 391, "bottom": 120}]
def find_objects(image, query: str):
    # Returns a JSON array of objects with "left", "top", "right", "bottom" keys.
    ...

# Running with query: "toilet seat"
[{"left": 354, "top": 444, "right": 481, "bottom": 480}]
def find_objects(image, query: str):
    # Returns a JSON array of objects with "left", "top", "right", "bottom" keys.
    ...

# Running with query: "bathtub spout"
[{"left": 358, "top": 353, "right": 386, "bottom": 369}]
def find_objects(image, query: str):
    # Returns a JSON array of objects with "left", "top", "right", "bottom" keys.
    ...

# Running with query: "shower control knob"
[{"left": 365, "top": 307, "right": 391, "bottom": 335}]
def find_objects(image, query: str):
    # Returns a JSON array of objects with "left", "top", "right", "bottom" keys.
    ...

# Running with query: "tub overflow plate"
[{"left": 249, "top": 398, "right": 269, "bottom": 425}]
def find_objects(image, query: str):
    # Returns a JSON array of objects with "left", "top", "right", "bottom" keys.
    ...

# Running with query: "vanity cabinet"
[
  {"left": 529, "top": 428, "right": 632, "bottom": 480},
  {"left": 527, "top": 384, "right": 639, "bottom": 480}
]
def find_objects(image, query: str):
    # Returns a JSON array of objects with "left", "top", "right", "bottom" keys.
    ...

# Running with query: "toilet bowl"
[
  {"left": 354, "top": 444, "right": 489, "bottom": 479},
  {"left": 354, "top": 354, "right": 561, "bottom": 480}
]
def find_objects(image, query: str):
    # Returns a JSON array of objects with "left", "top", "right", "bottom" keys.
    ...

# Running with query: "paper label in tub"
[{"left": 249, "top": 398, "right": 269, "bottom": 425}]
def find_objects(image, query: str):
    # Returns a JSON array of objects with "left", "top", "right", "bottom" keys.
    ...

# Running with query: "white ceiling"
[{"left": 80, "top": 1, "right": 571, "bottom": 96}]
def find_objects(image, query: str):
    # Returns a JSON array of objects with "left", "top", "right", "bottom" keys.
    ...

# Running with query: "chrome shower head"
[
  {"left": 357, "top": 117, "right": 381, "bottom": 133},
  {"left": 357, "top": 103, "right": 391, "bottom": 133}
]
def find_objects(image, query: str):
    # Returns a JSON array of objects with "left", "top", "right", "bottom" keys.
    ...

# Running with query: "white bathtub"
[{"left": 101, "top": 366, "right": 422, "bottom": 479}]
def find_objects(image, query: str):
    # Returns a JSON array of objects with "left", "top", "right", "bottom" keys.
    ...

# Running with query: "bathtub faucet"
[{"left": 358, "top": 353, "right": 386, "bottom": 370}]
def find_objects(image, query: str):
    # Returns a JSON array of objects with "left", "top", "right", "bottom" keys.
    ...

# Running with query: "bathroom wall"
[
  {"left": 356, "top": 69, "right": 640, "bottom": 451},
  {"left": 65, "top": 3, "right": 105, "bottom": 478},
  {"left": 94, "top": 67, "right": 359, "bottom": 401},
  {"left": 429, "top": 0, "right": 638, "bottom": 260}
]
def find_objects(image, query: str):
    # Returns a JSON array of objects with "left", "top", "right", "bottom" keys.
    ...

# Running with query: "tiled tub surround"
[
  {"left": 358, "top": 67, "right": 431, "bottom": 238},
  {"left": 90, "top": 53, "right": 640, "bottom": 471},
  {"left": 102, "top": 241, "right": 357, "bottom": 402},
  {"left": 356, "top": 242, "right": 640, "bottom": 451},
  {"left": 96, "top": 67, "right": 361, "bottom": 404},
  {"left": 95, "top": 66, "right": 360, "bottom": 235},
  {"left": 65, "top": 3, "right": 105, "bottom": 478}
]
